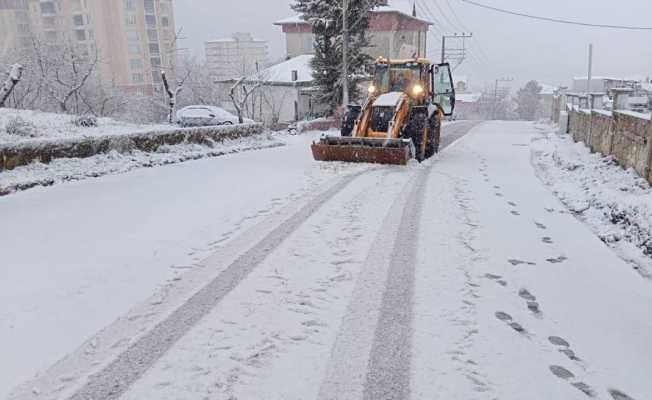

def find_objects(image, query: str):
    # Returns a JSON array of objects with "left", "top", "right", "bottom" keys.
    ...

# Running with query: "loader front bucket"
[{"left": 311, "top": 136, "right": 415, "bottom": 165}]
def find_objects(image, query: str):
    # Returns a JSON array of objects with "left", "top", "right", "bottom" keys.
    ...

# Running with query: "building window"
[
  {"left": 144, "top": 0, "right": 155, "bottom": 13},
  {"left": 126, "top": 30, "right": 139, "bottom": 42},
  {"left": 75, "top": 29, "right": 86, "bottom": 41},
  {"left": 132, "top": 73, "right": 144, "bottom": 83},
  {"left": 150, "top": 57, "right": 161, "bottom": 68},
  {"left": 125, "top": 15, "right": 136, "bottom": 26},
  {"left": 40, "top": 2, "right": 56, "bottom": 14},
  {"left": 130, "top": 59, "right": 143, "bottom": 69},
  {"left": 128, "top": 43, "right": 141, "bottom": 54},
  {"left": 70, "top": 0, "right": 82, "bottom": 12},
  {"left": 73, "top": 14, "right": 84, "bottom": 26},
  {"left": 161, "top": 16, "right": 169, "bottom": 27},
  {"left": 145, "top": 15, "right": 157, "bottom": 27},
  {"left": 147, "top": 29, "right": 158, "bottom": 42},
  {"left": 123, "top": 0, "right": 136, "bottom": 10},
  {"left": 151, "top": 71, "right": 162, "bottom": 83},
  {"left": 148, "top": 43, "right": 159, "bottom": 55}
]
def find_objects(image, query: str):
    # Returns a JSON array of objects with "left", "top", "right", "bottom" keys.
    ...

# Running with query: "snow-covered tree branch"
[{"left": 0, "top": 64, "right": 24, "bottom": 108}]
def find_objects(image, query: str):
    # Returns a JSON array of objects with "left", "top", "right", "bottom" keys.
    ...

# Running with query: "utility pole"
[
  {"left": 492, "top": 77, "right": 513, "bottom": 120},
  {"left": 587, "top": 43, "right": 593, "bottom": 109},
  {"left": 342, "top": 0, "right": 349, "bottom": 107},
  {"left": 441, "top": 33, "right": 473, "bottom": 66}
]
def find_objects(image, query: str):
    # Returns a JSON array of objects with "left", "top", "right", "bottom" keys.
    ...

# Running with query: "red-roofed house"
[{"left": 274, "top": 1, "right": 432, "bottom": 60}]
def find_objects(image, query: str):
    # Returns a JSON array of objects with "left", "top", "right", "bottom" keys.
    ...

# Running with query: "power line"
[
  {"left": 443, "top": 0, "right": 492, "bottom": 63},
  {"left": 461, "top": 0, "right": 652, "bottom": 31}
]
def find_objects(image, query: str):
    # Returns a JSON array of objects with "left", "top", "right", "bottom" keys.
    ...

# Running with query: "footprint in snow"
[
  {"left": 495, "top": 311, "right": 527, "bottom": 333},
  {"left": 550, "top": 366, "right": 595, "bottom": 397},
  {"left": 495, "top": 311, "right": 512, "bottom": 321},
  {"left": 508, "top": 259, "right": 536, "bottom": 266},
  {"left": 510, "top": 210, "right": 521, "bottom": 216},
  {"left": 496, "top": 192, "right": 504, "bottom": 197},
  {"left": 519, "top": 289, "right": 542, "bottom": 315},
  {"left": 549, "top": 336, "right": 569, "bottom": 347},
  {"left": 609, "top": 389, "right": 637, "bottom": 400},
  {"left": 518, "top": 289, "right": 536, "bottom": 301},
  {"left": 508, "top": 201, "right": 517, "bottom": 207},
  {"left": 549, "top": 336, "right": 581, "bottom": 361},
  {"left": 535, "top": 222, "right": 547, "bottom": 230},
  {"left": 485, "top": 274, "right": 508, "bottom": 286},
  {"left": 550, "top": 365, "right": 574, "bottom": 380},
  {"left": 542, "top": 237, "right": 554, "bottom": 244},
  {"left": 546, "top": 256, "right": 568, "bottom": 264}
]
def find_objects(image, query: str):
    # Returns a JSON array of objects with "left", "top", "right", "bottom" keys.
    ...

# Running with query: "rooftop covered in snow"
[{"left": 274, "top": 1, "right": 432, "bottom": 27}]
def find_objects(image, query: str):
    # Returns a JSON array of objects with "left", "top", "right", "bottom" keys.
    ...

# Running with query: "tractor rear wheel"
[
  {"left": 403, "top": 109, "right": 428, "bottom": 162},
  {"left": 425, "top": 115, "right": 441, "bottom": 158}
]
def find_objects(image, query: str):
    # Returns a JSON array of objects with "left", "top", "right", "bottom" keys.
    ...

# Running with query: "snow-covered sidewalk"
[
  {"left": 531, "top": 124, "right": 652, "bottom": 277},
  {"left": 412, "top": 121, "right": 652, "bottom": 400}
]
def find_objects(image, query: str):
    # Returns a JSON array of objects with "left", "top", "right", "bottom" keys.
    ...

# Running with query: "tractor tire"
[
  {"left": 403, "top": 109, "right": 428, "bottom": 162},
  {"left": 341, "top": 106, "right": 361, "bottom": 137},
  {"left": 425, "top": 115, "right": 441, "bottom": 159}
]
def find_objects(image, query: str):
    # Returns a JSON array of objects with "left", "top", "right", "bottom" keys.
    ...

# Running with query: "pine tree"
[
  {"left": 292, "top": 0, "right": 383, "bottom": 113},
  {"left": 515, "top": 80, "right": 543, "bottom": 121}
]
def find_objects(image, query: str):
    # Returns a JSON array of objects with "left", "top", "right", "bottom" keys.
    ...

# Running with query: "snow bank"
[
  {"left": 0, "top": 133, "right": 283, "bottom": 196},
  {"left": 0, "top": 108, "right": 173, "bottom": 145},
  {"left": 532, "top": 124, "right": 652, "bottom": 277}
]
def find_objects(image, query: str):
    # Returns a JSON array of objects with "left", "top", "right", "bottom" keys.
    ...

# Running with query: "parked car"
[{"left": 176, "top": 105, "right": 253, "bottom": 127}]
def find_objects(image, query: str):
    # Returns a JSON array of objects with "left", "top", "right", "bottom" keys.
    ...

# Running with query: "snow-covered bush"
[
  {"left": 72, "top": 115, "right": 98, "bottom": 128},
  {"left": 4, "top": 116, "right": 38, "bottom": 137}
]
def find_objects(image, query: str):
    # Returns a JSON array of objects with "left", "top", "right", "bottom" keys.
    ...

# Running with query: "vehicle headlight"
[
  {"left": 412, "top": 84, "right": 424, "bottom": 97},
  {"left": 368, "top": 84, "right": 377, "bottom": 94}
]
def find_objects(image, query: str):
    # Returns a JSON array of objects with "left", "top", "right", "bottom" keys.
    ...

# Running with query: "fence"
[{"left": 553, "top": 94, "right": 652, "bottom": 184}]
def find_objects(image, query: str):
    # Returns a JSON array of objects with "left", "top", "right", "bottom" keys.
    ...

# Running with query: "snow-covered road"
[{"left": 4, "top": 121, "right": 651, "bottom": 400}]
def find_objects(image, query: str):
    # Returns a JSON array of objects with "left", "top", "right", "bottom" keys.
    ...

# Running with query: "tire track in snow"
[
  {"left": 363, "top": 121, "right": 482, "bottom": 399},
  {"left": 362, "top": 162, "right": 429, "bottom": 400},
  {"left": 64, "top": 170, "right": 367, "bottom": 400},
  {"left": 317, "top": 122, "right": 480, "bottom": 400}
]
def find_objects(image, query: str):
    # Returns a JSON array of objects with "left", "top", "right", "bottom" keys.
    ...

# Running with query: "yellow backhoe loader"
[{"left": 312, "top": 58, "right": 456, "bottom": 165}]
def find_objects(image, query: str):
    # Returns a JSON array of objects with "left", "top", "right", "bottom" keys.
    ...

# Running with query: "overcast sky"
[{"left": 173, "top": 0, "right": 652, "bottom": 90}]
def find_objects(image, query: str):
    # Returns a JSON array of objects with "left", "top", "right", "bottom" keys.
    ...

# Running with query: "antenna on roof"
[{"left": 412, "top": 1, "right": 417, "bottom": 17}]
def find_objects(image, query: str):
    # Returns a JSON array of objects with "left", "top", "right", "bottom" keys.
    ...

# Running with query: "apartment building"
[
  {"left": 0, "top": 0, "right": 31, "bottom": 59},
  {"left": 205, "top": 32, "right": 268, "bottom": 81},
  {"left": 2, "top": 0, "right": 176, "bottom": 95}
]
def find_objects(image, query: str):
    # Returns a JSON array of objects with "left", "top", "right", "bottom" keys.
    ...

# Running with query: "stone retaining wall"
[
  {"left": 566, "top": 108, "right": 652, "bottom": 184},
  {"left": 0, "top": 123, "right": 263, "bottom": 172}
]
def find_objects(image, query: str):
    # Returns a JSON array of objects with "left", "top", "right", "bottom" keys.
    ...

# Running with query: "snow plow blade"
[{"left": 311, "top": 136, "right": 415, "bottom": 165}]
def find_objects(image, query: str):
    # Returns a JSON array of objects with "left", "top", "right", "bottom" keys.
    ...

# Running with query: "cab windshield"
[{"left": 374, "top": 64, "right": 421, "bottom": 93}]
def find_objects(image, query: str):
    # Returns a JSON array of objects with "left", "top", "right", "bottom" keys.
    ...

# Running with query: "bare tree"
[
  {"left": 229, "top": 77, "right": 263, "bottom": 124},
  {"left": 161, "top": 69, "right": 191, "bottom": 124},
  {"left": 0, "top": 64, "right": 24, "bottom": 107}
]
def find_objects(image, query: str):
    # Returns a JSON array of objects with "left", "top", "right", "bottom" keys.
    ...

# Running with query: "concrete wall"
[
  {"left": 565, "top": 107, "right": 652, "bottom": 183},
  {"left": 0, "top": 123, "right": 263, "bottom": 172},
  {"left": 589, "top": 111, "right": 614, "bottom": 156},
  {"left": 611, "top": 112, "right": 652, "bottom": 180}
]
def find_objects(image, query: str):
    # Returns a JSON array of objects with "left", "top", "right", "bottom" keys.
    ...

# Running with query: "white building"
[
  {"left": 219, "top": 55, "right": 327, "bottom": 124},
  {"left": 205, "top": 32, "right": 268, "bottom": 81},
  {"left": 274, "top": 1, "right": 432, "bottom": 60}
]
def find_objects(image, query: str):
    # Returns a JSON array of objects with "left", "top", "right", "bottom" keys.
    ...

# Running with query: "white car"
[{"left": 176, "top": 105, "right": 253, "bottom": 127}]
